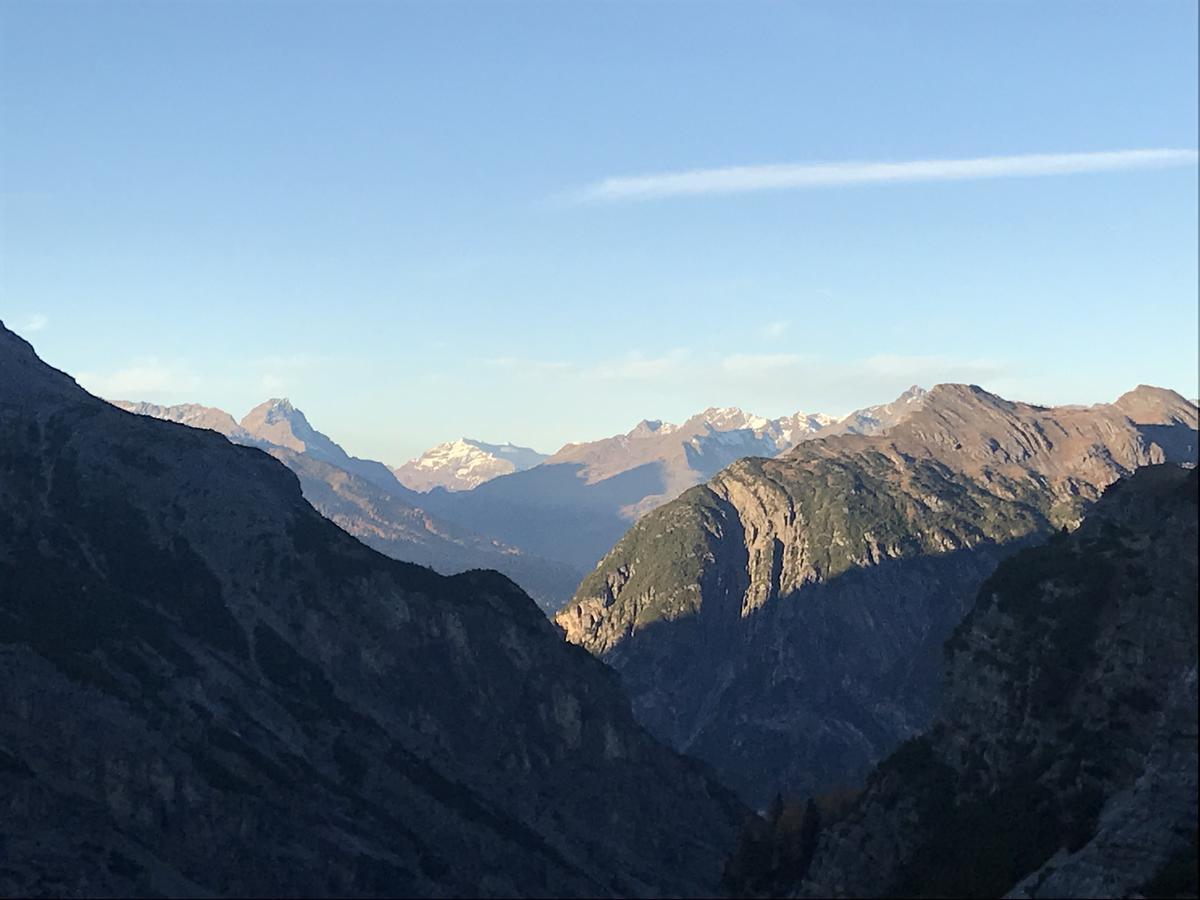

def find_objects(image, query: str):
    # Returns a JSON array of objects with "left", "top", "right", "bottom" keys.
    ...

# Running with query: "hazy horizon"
[{"left": 6, "top": 316, "right": 1196, "bottom": 467}]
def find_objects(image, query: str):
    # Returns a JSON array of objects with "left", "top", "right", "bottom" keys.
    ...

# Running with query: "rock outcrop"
[
  {"left": 556, "top": 384, "right": 1198, "bottom": 806},
  {"left": 0, "top": 322, "right": 745, "bottom": 897}
]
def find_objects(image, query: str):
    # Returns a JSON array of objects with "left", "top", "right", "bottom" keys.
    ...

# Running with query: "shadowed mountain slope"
[
  {"left": 796, "top": 464, "right": 1198, "bottom": 897},
  {"left": 556, "top": 383, "right": 1198, "bottom": 806},
  {"left": 0, "top": 323, "right": 744, "bottom": 897}
]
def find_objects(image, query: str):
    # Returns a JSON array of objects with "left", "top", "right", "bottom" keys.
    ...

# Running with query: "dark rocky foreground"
[{"left": 0, "top": 322, "right": 745, "bottom": 897}]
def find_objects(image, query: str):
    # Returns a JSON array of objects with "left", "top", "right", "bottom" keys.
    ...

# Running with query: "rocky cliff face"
[
  {"left": 799, "top": 464, "right": 1198, "bottom": 898},
  {"left": 0, "top": 323, "right": 745, "bottom": 897},
  {"left": 556, "top": 384, "right": 1198, "bottom": 806}
]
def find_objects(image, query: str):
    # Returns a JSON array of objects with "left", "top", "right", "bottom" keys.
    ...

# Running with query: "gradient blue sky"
[{"left": 2, "top": 0, "right": 1197, "bottom": 464}]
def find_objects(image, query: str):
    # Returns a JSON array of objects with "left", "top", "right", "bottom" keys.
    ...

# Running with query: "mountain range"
[
  {"left": 556, "top": 382, "right": 1199, "bottom": 806},
  {"left": 418, "top": 389, "right": 928, "bottom": 573},
  {"left": 112, "top": 399, "right": 582, "bottom": 613},
  {"left": 5, "top": 315, "right": 1197, "bottom": 897},
  {"left": 0, "top": 321, "right": 746, "bottom": 896},
  {"left": 112, "top": 388, "right": 932, "bottom": 608}
]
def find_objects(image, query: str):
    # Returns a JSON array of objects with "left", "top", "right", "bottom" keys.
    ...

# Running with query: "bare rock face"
[
  {"left": 799, "top": 464, "right": 1198, "bottom": 898},
  {"left": 556, "top": 384, "right": 1198, "bottom": 806},
  {"left": 0, "top": 323, "right": 745, "bottom": 898}
]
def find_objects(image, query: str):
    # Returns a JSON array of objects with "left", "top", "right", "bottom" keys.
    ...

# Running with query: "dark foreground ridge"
[{"left": 0, "top": 322, "right": 745, "bottom": 897}]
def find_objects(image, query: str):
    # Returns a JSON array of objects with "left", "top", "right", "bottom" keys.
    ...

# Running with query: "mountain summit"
[
  {"left": 236, "top": 399, "right": 402, "bottom": 494},
  {"left": 239, "top": 397, "right": 313, "bottom": 452},
  {"left": 394, "top": 438, "right": 548, "bottom": 492}
]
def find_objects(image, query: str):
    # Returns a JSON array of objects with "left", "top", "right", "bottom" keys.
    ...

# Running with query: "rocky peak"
[
  {"left": 237, "top": 398, "right": 404, "bottom": 494},
  {"left": 239, "top": 397, "right": 318, "bottom": 452},
  {"left": 1112, "top": 384, "right": 1197, "bottom": 424},
  {"left": 691, "top": 407, "right": 772, "bottom": 433},
  {"left": 913, "top": 382, "right": 1015, "bottom": 418},
  {"left": 825, "top": 384, "right": 929, "bottom": 436},
  {"left": 394, "top": 437, "right": 549, "bottom": 492},
  {"left": 628, "top": 418, "right": 676, "bottom": 438}
]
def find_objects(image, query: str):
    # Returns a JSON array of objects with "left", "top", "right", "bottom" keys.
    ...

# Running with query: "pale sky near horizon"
[{"left": 2, "top": 0, "right": 1197, "bottom": 464}]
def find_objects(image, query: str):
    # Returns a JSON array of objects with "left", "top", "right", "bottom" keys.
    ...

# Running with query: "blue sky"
[{"left": 2, "top": 0, "right": 1197, "bottom": 464}]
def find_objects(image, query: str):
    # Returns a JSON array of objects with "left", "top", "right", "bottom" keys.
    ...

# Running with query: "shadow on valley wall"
[{"left": 604, "top": 536, "right": 1044, "bottom": 808}]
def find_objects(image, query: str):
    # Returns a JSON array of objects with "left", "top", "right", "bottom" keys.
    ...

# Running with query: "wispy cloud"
[
  {"left": 23, "top": 314, "right": 48, "bottom": 332},
  {"left": 861, "top": 353, "right": 1005, "bottom": 379},
  {"left": 588, "top": 349, "right": 691, "bottom": 381},
  {"left": 722, "top": 352, "right": 804, "bottom": 373},
  {"left": 472, "top": 349, "right": 1020, "bottom": 428},
  {"left": 574, "top": 148, "right": 1199, "bottom": 203},
  {"left": 482, "top": 349, "right": 1009, "bottom": 406},
  {"left": 77, "top": 358, "right": 201, "bottom": 400},
  {"left": 484, "top": 356, "right": 574, "bottom": 376},
  {"left": 485, "top": 351, "right": 693, "bottom": 383},
  {"left": 247, "top": 352, "right": 326, "bottom": 394},
  {"left": 761, "top": 320, "right": 789, "bottom": 339}
]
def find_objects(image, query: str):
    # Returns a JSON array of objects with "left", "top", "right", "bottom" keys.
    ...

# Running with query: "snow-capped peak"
[
  {"left": 695, "top": 406, "right": 772, "bottom": 432},
  {"left": 394, "top": 438, "right": 548, "bottom": 492}
]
